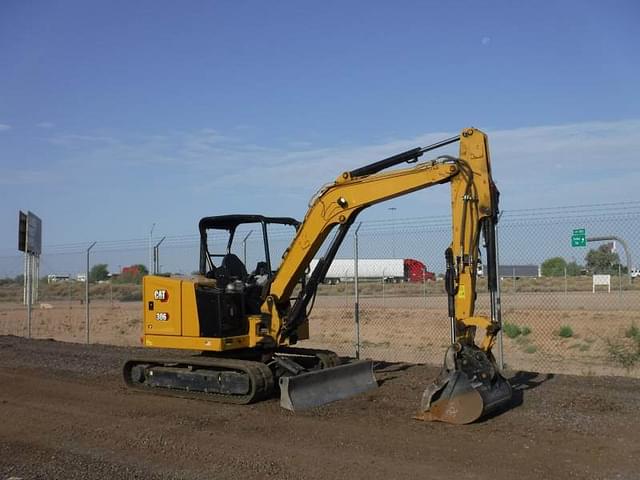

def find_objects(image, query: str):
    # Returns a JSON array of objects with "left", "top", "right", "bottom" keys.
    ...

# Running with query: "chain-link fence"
[
  {"left": 306, "top": 203, "right": 640, "bottom": 377},
  {"left": 1, "top": 202, "right": 639, "bottom": 377}
]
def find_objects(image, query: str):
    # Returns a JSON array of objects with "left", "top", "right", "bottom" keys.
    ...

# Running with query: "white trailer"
[{"left": 309, "top": 258, "right": 406, "bottom": 284}]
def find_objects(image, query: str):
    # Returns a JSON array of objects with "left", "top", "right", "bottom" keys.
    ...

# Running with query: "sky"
[{"left": 1, "top": 0, "right": 639, "bottom": 262}]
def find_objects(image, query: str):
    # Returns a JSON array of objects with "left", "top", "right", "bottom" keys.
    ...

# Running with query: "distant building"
[
  {"left": 121, "top": 265, "right": 142, "bottom": 276},
  {"left": 492, "top": 264, "right": 540, "bottom": 278},
  {"left": 76, "top": 273, "right": 87, "bottom": 282},
  {"left": 47, "top": 274, "right": 70, "bottom": 283}
]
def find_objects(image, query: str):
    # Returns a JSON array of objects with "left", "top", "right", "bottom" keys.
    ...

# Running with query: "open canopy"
[{"left": 198, "top": 215, "right": 299, "bottom": 233}]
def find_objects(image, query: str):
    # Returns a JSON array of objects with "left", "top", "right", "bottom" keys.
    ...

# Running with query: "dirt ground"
[{"left": 1, "top": 335, "right": 639, "bottom": 480}]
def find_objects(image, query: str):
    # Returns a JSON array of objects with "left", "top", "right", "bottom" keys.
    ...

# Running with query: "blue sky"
[{"left": 1, "top": 0, "right": 639, "bottom": 255}]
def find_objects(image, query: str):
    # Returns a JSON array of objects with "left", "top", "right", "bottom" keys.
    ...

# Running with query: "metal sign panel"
[
  {"left": 571, "top": 228, "right": 586, "bottom": 247},
  {"left": 18, "top": 211, "right": 27, "bottom": 252},
  {"left": 26, "top": 211, "right": 42, "bottom": 255}
]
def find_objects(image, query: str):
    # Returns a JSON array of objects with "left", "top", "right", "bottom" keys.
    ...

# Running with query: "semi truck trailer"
[{"left": 309, "top": 258, "right": 435, "bottom": 284}]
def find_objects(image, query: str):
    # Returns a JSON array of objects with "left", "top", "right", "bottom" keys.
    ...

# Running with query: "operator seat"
[
  {"left": 220, "top": 254, "right": 248, "bottom": 281},
  {"left": 254, "top": 261, "right": 269, "bottom": 276}
]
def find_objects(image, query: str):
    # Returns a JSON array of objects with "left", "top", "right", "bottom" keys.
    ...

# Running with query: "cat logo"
[{"left": 154, "top": 289, "right": 168, "bottom": 301}]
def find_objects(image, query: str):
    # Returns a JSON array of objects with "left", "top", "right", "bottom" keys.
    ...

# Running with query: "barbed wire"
[{"left": 1, "top": 200, "right": 639, "bottom": 256}]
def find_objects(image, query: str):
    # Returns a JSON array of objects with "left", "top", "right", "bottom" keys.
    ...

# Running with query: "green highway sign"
[{"left": 571, "top": 228, "right": 586, "bottom": 247}]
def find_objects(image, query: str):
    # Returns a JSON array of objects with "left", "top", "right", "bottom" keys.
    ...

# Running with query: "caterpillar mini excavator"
[{"left": 123, "top": 127, "right": 512, "bottom": 424}]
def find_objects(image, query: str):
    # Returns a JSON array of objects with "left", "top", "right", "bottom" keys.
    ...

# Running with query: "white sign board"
[{"left": 592, "top": 274, "right": 611, "bottom": 293}]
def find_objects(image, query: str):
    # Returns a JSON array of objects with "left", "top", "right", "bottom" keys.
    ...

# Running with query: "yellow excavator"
[{"left": 124, "top": 127, "right": 512, "bottom": 424}]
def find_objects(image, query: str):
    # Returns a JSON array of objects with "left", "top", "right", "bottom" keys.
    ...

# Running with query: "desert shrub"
[
  {"left": 625, "top": 322, "right": 640, "bottom": 340},
  {"left": 119, "top": 288, "right": 142, "bottom": 302},
  {"left": 558, "top": 325, "right": 574, "bottom": 338},
  {"left": 503, "top": 322, "right": 522, "bottom": 339},
  {"left": 521, "top": 326, "right": 532, "bottom": 336},
  {"left": 606, "top": 322, "right": 640, "bottom": 370},
  {"left": 606, "top": 336, "right": 640, "bottom": 370},
  {"left": 524, "top": 345, "right": 537, "bottom": 354}
]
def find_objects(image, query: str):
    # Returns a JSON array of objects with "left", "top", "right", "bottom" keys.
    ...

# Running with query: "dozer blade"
[
  {"left": 416, "top": 347, "right": 513, "bottom": 425},
  {"left": 279, "top": 360, "right": 377, "bottom": 411}
]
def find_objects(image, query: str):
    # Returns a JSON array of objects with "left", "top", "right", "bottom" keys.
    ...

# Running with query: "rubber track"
[{"left": 123, "top": 357, "right": 274, "bottom": 405}]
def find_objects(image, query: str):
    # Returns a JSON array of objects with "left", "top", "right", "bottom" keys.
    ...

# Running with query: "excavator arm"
[
  {"left": 263, "top": 128, "right": 498, "bottom": 351},
  {"left": 265, "top": 127, "right": 512, "bottom": 423}
]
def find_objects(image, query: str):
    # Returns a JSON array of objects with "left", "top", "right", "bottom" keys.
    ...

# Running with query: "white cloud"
[
  {"left": 36, "top": 119, "right": 640, "bottom": 214},
  {"left": 0, "top": 124, "right": 11, "bottom": 131},
  {"left": 481, "top": 36, "right": 491, "bottom": 46},
  {"left": 36, "top": 122, "right": 55, "bottom": 129},
  {"left": 49, "top": 134, "right": 119, "bottom": 147},
  {"left": 0, "top": 168, "right": 62, "bottom": 185},
  {"left": 195, "top": 119, "right": 640, "bottom": 215}
]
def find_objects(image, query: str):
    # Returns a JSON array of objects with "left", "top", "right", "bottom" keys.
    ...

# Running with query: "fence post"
[
  {"left": 68, "top": 273, "right": 72, "bottom": 310},
  {"left": 85, "top": 241, "right": 97, "bottom": 344},
  {"left": 354, "top": 222, "right": 362, "bottom": 359},
  {"left": 564, "top": 266, "right": 567, "bottom": 296},
  {"left": 242, "top": 230, "right": 253, "bottom": 267},
  {"left": 423, "top": 269, "right": 427, "bottom": 304},
  {"left": 153, "top": 236, "right": 166, "bottom": 274},
  {"left": 495, "top": 214, "right": 505, "bottom": 371},
  {"left": 619, "top": 263, "right": 622, "bottom": 300}
]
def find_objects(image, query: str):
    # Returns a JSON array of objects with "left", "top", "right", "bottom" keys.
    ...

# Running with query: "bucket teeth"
[
  {"left": 280, "top": 360, "right": 377, "bottom": 411},
  {"left": 417, "top": 345, "right": 512, "bottom": 424}
]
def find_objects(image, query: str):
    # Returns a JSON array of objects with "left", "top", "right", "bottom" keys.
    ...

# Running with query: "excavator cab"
[
  {"left": 199, "top": 215, "right": 300, "bottom": 315},
  {"left": 195, "top": 215, "right": 300, "bottom": 339}
]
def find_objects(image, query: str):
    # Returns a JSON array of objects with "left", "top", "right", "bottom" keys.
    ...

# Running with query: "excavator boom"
[{"left": 125, "top": 127, "right": 512, "bottom": 421}]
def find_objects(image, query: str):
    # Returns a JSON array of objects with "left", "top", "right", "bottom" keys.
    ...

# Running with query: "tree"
[
  {"left": 566, "top": 261, "right": 582, "bottom": 276},
  {"left": 586, "top": 245, "right": 620, "bottom": 274},
  {"left": 89, "top": 264, "right": 109, "bottom": 282},
  {"left": 541, "top": 257, "right": 567, "bottom": 277}
]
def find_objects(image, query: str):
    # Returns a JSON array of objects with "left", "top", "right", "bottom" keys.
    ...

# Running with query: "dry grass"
[{"left": 1, "top": 288, "right": 639, "bottom": 378}]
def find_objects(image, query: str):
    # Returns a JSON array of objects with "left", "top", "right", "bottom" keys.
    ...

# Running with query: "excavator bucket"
[
  {"left": 416, "top": 346, "right": 512, "bottom": 424},
  {"left": 279, "top": 360, "right": 378, "bottom": 411}
]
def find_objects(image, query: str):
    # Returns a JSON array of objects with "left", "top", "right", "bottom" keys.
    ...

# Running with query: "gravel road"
[{"left": 1, "top": 335, "right": 639, "bottom": 480}]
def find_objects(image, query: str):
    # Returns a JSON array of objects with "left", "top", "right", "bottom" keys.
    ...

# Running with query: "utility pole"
[{"left": 354, "top": 222, "right": 362, "bottom": 359}]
